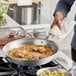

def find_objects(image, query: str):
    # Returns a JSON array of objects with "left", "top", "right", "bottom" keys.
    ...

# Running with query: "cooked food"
[
  {"left": 8, "top": 44, "right": 55, "bottom": 60},
  {"left": 39, "top": 70, "right": 68, "bottom": 76},
  {"left": 9, "top": 32, "right": 16, "bottom": 38}
]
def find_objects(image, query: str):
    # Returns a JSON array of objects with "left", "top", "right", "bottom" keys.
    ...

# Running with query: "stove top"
[{"left": 0, "top": 57, "right": 59, "bottom": 76}]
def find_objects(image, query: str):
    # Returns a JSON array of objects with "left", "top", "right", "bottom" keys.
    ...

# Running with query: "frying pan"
[{"left": 3, "top": 38, "right": 58, "bottom": 66}]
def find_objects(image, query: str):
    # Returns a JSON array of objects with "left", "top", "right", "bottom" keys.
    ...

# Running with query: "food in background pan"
[
  {"left": 8, "top": 44, "right": 55, "bottom": 60},
  {"left": 39, "top": 70, "right": 68, "bottom": 76},
  {"left": 9, "top": 32, "right": 16, "bottom": 38}
]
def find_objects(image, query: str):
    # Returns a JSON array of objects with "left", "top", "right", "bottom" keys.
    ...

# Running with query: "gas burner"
[
  {"left": 0, "top": 57, "right": 58, "bottom": 76},
  {"left": 25, "top": 66, "right": 41, "bottom": 76}
]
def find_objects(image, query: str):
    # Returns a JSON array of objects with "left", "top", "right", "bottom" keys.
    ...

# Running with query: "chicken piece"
[
  {"left": 14, "top": 52, "right": 25, "bottom": 58},
  {"left": 32, "top": 56, "right": 40, "bottom": 60},
  {"left": 33, "top": 46, "right": 46, "bottom": 53},
  {"left": 33, "top": 47, "right": 38, "bottom": 52},
  {"left": 27, "top": 55, "right": 34, "bottom": 60},
  {"left": 29, "top": 52, "right": 42, "bottom": 60},
  {"left": 14, "top": 50, "right": 28, "bottom": 58},
  {"left": 38, "top": 47, "right": 46, "bottom": 53},
  {"left": 28, "top": 54, "right": 40, "bottom": 60}
]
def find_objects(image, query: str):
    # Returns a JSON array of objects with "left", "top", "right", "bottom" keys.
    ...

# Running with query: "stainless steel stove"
[{"left": 0, "top": 57, "right": 60, "bottom": 76}]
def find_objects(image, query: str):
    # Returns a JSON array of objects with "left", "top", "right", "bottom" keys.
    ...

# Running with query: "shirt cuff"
[{"left": 53, "top": 1, "right": 71, "bottom": 18}]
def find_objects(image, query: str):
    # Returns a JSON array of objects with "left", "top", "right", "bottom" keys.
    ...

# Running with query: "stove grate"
[{"left": 0, "top": 57, "right": 58, "bottom": 76}]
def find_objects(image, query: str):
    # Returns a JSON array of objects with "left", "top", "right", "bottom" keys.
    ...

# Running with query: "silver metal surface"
[
  {"left": 0, "top": 70, "right": 16, "bottom": 75},
  {"left": 34, "top": 28, "right": 49, "bottom": 39},
  {"left": 37, "top": 67, "right": 72, "bottom": 76},
  {"left": 3, "top": 38, "right": 58, "bottom": 66},
  {"left": 8, "top": 4, "right": 38, "bottom": 25}
]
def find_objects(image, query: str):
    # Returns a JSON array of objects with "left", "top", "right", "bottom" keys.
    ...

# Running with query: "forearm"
[{"left": 54, "top": 0, "right": 75, "bottom": 18}]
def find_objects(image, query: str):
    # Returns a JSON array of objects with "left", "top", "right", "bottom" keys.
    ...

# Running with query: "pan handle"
[
  {"left": 1, "top": 57, "right": 13, "bottom": 64},
  {"left": 46, "top": 35, "right": 49, "bottom": 40},
  {"left": 55, "top": 51, "right": 73, "bottom": 71},
  {"left": 2, "top": 57, "right": 13, "bottom": 64},
  {"left": 5, "top": 57, "right": 13, "bottom": 63}
]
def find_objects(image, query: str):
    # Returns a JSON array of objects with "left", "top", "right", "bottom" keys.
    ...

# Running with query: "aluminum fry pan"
[{"left": 3, "top": 38, "right": 58, "bottom": 66}]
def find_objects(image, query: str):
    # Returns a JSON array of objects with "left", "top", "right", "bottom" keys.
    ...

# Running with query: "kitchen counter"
[{"left": 8, "top": 0, "right": 48, "bottom": 5}]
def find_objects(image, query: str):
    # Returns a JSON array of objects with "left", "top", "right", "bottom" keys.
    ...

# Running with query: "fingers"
[
  {"left": 51, "top": 11, "right": 64, "bottom": 31},
  {"left": 56, "top": 17, "right": 63, "bottom": 31},
  {"left": 51, "top": 16, "right": 63, "bottom": 31},
  {"left": 51, "top": 19, "right": 56, "bottom": 28}
]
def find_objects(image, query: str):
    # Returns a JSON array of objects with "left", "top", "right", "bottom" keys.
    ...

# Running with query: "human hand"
[{"left": 51, "top": 11, "right": 64, "bottom": 31}]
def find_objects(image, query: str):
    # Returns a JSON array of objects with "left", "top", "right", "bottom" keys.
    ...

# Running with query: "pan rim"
[{"left": 3, "top": 38, "right": 58, "bottom": 61}]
